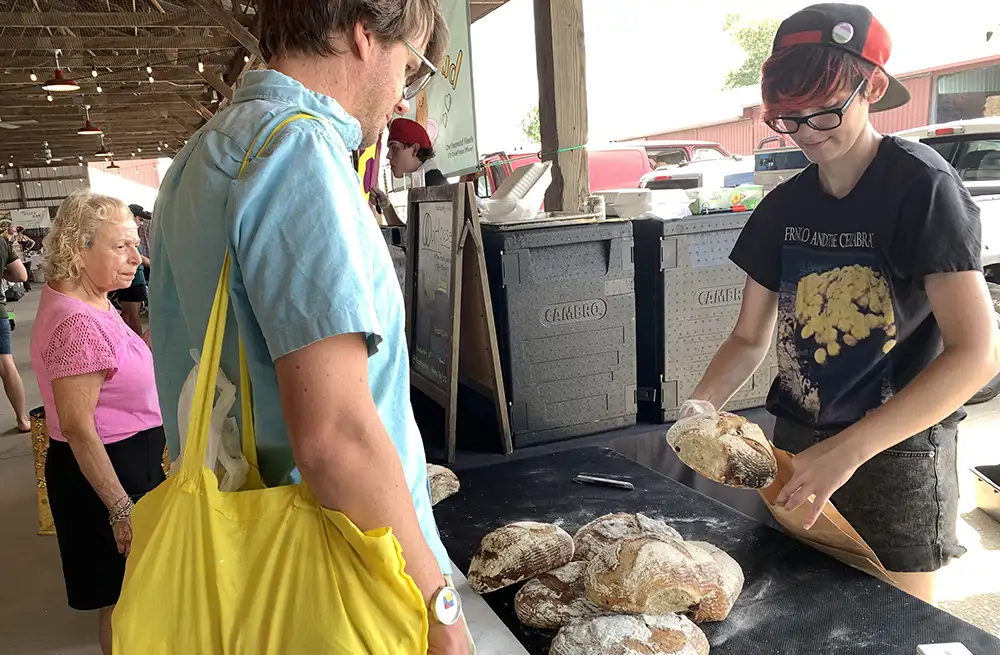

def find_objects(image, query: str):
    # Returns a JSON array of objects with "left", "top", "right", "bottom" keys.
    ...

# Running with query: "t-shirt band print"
[{"left": 778, "top": 228, "right": 897, "bottom": 425}]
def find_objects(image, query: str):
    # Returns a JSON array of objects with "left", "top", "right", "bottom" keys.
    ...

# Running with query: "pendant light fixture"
[
  {"left": 95, "top": 134, "right": 113, "bottom": 158},
  {"left": 41, "top": 50, "right": 80, "bottom": 92},
  {"left": 107, "top": 159, "right": 121, "bottom": 172},
  {"left": 77, "top": 105, "right": 103, "bottom": 136}
]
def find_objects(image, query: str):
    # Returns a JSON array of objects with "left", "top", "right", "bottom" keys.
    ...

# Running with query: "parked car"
[
  {"left": 615, "top": 139, "right": 736, "bottom": 167},
  {"left": 473, "top": 145, "right": 653, "bottom": 198},
  {"left": 639, "top": 155, "right": 754, "bottom": 191},
  {"left": 753, "top": 135, "right": 811, "bottom": 193}
]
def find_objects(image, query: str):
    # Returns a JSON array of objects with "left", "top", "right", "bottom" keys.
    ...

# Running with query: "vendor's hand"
[
  {"left": 112, "top": 515, "right": 133, "bottom": 557},
  {"left": 427, "top": 617, "right": 471, "bottom": 655},
  {"left": 678, "top": 399, "right": 715, "bottom": 419},
  {"left": 369, "top": 187, "right": 389, "bottom": 208},
  {"left": 775, "top": 439, "right": 862, "bottom": 530}
]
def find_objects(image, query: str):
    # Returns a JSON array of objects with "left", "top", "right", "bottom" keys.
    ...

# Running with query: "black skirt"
[{"left": 45, "top": 426, "right": 167, "bottom": 611}]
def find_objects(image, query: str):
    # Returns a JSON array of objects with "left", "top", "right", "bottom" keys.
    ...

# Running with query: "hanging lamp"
[
  {"left": 41, "top": 50, "right": 80, "bottom": 92},
  {"left": 95, "top": 134, "right": 113, "bottom": 158},
  {"left": 77, "top": 105, "right": 103, "bottom": 136}
]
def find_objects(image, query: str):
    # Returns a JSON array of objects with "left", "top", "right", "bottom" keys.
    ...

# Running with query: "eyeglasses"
[
  {"left": 403, "top": 41, "right": 439, "bottom": 100},
  {"left": 765, "top": 79, "right": 867, "bottom": 135}
]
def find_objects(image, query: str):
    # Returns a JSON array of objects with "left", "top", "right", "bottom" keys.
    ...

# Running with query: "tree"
[
  {"left": 520, "top": 105, "right": 541, "bottom": 144},
  {"left": 722, "top": 13, "right": 780, "bottom": 90}
]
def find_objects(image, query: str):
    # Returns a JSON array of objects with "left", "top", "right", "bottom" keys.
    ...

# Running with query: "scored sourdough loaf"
[
  {"left": 665, "top": 411, "right": 778, "bottom": 489},
  {"left": 572, "top": 512, "right": 682, "bottom": 563},
  {"left": 685, "top": 541, "right": 745, "bottom": 623},
  {"left": 467, "top": 521, "right": 574, "bottom": 594},
  {"left": 426, "top": 463, "right": 460, "bottom": 506},
  {"left": 549, "top": 613, "right": 709, "bottom": 655},
  {"left": 513, "top": 561, "right": 606, "bottom": 629},
  {"left": 585, "top": 535, "right": 718, "bottom": 615}
]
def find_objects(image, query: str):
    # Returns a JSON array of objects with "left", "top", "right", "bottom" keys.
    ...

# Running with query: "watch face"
[{"left": 433, "top": 587, "right": 462, "bottom": 625}]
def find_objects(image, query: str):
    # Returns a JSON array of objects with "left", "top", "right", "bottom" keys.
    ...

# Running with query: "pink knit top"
[{"left": 30, "top": 284, "right": 162, "bottom": 445}]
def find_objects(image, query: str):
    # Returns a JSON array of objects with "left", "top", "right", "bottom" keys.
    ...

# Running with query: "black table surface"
[{"left": 433, "top": 447, "right": 1000, "bottom": 655}]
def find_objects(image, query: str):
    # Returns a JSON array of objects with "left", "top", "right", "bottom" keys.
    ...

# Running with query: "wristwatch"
[{"left": 428, "top": 584, "right": 463, "bottom": 626}]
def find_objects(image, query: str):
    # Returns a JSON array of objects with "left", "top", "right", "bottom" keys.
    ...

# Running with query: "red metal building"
[{"left": 633, "top": 54, "right": 1000, "bottom": 155}]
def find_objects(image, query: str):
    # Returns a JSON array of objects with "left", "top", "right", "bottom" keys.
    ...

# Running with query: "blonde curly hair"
[{"left": 42, "top": 191, "right": 135, "bottom": 283}]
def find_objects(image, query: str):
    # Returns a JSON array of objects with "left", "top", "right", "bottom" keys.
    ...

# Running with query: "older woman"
[{"left": 30, "top": 191, "right": 164, "bottom": 655}]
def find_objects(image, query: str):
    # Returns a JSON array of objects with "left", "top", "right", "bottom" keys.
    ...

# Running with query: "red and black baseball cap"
[
  {"left": 388, "top": 118, "right": 432, "bottom": 149},
  {"left": 770, "top": 3, "right": 910, "bottom": 113}
]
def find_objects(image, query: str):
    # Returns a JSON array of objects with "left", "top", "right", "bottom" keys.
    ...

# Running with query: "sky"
[{"left": 469, "top": 0, "right": 1000, "bottom": 152}]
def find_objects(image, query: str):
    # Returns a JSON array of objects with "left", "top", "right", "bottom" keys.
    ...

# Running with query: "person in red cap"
[
  {"left": 386, "top": 117, "right": 447, "bottom": 185},
  {"left": 371, "top": 118, "right": 448, "bottom": 226},
  {"left": 680, "top": 3, "right": 999, "bottom": 603}
]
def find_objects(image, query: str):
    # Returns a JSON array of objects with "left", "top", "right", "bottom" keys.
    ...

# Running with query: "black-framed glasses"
[
  {"left": 766, "top": 79, "right": 867, "bottom": 135},
  {"left": 403, "top": 41, "right": 439, "bottom": 100}
]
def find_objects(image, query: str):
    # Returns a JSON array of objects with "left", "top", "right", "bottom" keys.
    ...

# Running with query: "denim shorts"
[
  {"left": 0, "top": 314, "right": 11, "bottom": 355},
  {"left": 773, "top": 417, "right": 967, "bottom": 573}
]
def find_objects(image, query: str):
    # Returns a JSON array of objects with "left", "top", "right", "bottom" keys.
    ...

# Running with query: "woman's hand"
[
  {"left": 112, "top": 515, "right": 133, "bottom": 557},
  {"left": 775, "top": 438, "right": 862, "bottom": 530}
]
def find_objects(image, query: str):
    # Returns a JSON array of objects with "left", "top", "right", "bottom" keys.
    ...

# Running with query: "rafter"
[
  {"left": 0, "top": 35, "right": 237, "bottom": 50},
  {"left": 189, "top": 0, "right": 261, "bottom": 60},
  {"left": 0, "top": 10, "right": 242, "bottom": 28}
]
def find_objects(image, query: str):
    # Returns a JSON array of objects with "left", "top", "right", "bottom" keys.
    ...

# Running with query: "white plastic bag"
[{"left": 170, "top": 349, "right": 249, "bottom": 491}]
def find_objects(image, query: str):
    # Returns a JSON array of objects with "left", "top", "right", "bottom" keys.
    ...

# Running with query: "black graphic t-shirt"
[{"left": 731, "top": 136, "right": 982, "bottom": 430}]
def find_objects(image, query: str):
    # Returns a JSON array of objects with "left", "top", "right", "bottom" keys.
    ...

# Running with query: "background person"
[
  {"left": 30, "top": 191, "right": 165, "bottom": 655},
  {"left": 371, "top": 117, "right": 447, "bottom": 226},
  {"left": 680, "top": 3, "right": 1000, "bottom": 605},
  {"left": 0, "top": 230, "right": 29, "bottom": 432},
  {"left": 149, "top": 1, "right": 471, "bottom": 652},
  {"left": 109, "top": 205, "right": 150, "bottom": 335}
]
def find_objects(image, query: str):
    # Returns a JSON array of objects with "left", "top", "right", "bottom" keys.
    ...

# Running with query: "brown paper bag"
[{"left": 759, "top": 447, "right": 897, "bottom": 585}]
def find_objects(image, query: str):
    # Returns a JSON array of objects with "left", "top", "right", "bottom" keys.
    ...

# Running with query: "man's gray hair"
[{"left": 257, "top": 0, "right": 449, "bottom": 71}]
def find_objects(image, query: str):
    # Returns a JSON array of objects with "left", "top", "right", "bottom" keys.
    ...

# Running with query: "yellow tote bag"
[{"left": 112, "top": 114, "right": 429, "bottom": 654}]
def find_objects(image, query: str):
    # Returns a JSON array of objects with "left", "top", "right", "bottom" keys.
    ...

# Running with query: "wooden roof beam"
[
  {"left": 0, "top": 35, "right": 238, "bottom": 50},
  {"left": 179, "top": 94, "right": 214, "bottom": 121},
  {"left": 190, "top": 0, "right": 262, "bottom": 60},
  {"left": 0, "top": 10, "right": 239, "bottom": 29}
]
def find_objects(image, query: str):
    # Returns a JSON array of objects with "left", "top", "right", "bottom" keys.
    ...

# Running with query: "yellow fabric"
[{"left": 112, "top": 113, "right": 429, "bottom": 654}]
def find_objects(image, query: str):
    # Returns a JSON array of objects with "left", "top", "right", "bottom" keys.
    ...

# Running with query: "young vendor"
[{"left": 682, "top": 3, "right": 1000, "bottom": 604}]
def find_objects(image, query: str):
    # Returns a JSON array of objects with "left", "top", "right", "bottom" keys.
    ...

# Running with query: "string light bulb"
[
  {"left": 91, "top": 66, "right": 98, "bottom": 78},
  {"left": 29, "top": 71, "right": 38, "bottom": 82},
  {"left": 137, "top": 147, "right": 142, "bottom": 153},
  {"left": 148, "top": 75, "right": 155, "bottom": 83},
  {"left": 146, "top": 63, "right": 152, "bottom": 74},
  {"left": 198, "top": 57, "right": 205, "bottom": 73},
  {"left": 46, "top": 93, "right": 53, "bottom": 102},
  {"left": 96, "top": 84, "right": 102, "bottom": 93},
  {"left": 244, "top": 54, "right": 250, "bottom": 63}
]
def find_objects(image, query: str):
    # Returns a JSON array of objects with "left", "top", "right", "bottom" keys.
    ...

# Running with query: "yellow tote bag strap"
[{"left": 179, "top": 111, "right": 320, "bottom": 485}]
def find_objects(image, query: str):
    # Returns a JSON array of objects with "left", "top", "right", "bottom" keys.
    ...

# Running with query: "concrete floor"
[{"left": 1, "top": 290, "right": 999, "bottom": 653}]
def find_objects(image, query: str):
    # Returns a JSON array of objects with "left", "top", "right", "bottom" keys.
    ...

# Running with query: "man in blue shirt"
[{"left": 150, "top": 2, "right": 469, "bottom": 651}]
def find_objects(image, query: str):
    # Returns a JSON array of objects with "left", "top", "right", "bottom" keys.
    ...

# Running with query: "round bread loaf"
[
  {"left": 665, "top": 411, "right": 777, "bottom": 489},
  {"left": 426, "top": 463, "right": 460, "bottom": 506},
  {"left": 467, "top": 521, "right": 574, "bottom": 594},
  {"left": 585, "top": 535, "right": 717, "bottom": 615},
  {"left": 685, "top": 541, "right": 745, "bottom": 623},
  {"left": 549, "top": 613, "right": 709, "bottom": 655},
  {"left": 513, "top": 561, "right": 606, "bottom": 629},
  {"left": 572, "top": 512, "right": 682, "bottom": 563}
]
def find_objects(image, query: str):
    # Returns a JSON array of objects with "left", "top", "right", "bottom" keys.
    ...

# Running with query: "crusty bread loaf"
[
  {"left": 467, "top": 521, "right": 574, "bottom": 594},
  {"left": 585, "top": 535, "right": 717, "bottom": 615},
  {"left": 549, "top": 614, "right": 709, "bottom": 655},
  {"left": 686, "top": 541, "right": 744, "bottom": 623},
  {"left": 666, "top": 411, "right": 777, "bottom": 489},
  {"left": 513, "top": 561, "right": 606, "bottom": 629},
  {"left": 572, "top": 512, "right": 682, "bottom": 563},
  {"left": 426, "top": 463, "right": 460, "bottom": 506}
]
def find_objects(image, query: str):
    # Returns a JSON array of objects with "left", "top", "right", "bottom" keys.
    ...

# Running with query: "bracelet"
[
  {"left": 109, "top": 497, "right": 134, "bottom": 525},
  {"left": 108, "top": 495, "right": 130, "bottom": 514}
]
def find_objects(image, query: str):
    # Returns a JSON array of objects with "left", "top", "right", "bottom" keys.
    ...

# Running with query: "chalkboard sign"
[
  {"left": 411, "top": 199, "right": 459, "bottom": 389},
  {"left": 404, "top": 183, "right": 512, "bottom": 463}
]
